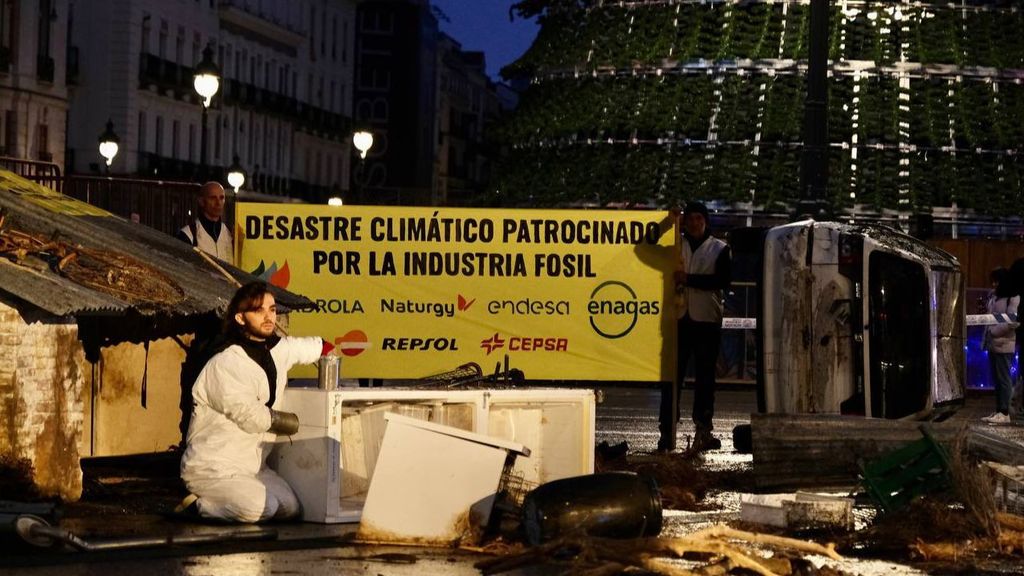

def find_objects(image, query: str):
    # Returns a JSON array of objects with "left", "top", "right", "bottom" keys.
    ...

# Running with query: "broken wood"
[{"left": 751, "top": 414, "right": 1024, "bottom": 489}]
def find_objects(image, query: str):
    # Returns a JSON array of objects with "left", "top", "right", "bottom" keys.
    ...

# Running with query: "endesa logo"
[
  {"left": 588, "top": 280, "right": 661, "bottom": 339},
  {"left": 487, "top": 299, "right": 569, "bottom": 316},
  {"left": 479, "top": 333, "right": 569, "bottom": 356},
  {"left": 381, "top": 337, "right": 459, "bottom": 351}
]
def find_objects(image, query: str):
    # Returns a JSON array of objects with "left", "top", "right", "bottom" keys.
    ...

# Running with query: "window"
[
  {"left": 188, "top": 123, "right": 195, "bottom": 162},
  {"left": 140, "top": 14, "right": 151, "bottom": 55},
  {"left": 332, "top": 17, "right": 337, "bottom": 61},
  {"left": 3, "top": 109, "right": 14, "bottom": 156},
  {"left": 158, "top": 20, "right": 167, "bottom": 60},
  {"left": 138, "top": 111, "right": 147, "bottom": 153},
  {"left": 342, "top": 18, "right": 348, "bottom": 63},
  {"left": 175, "top": 27, "right": 184, "bottom": 64},
  {"left": 36, "top": 124, "right": 49, "bottom": 161},
  {"left": 868, "top": 252, "right": 930, "bottom": 419},
  {"left": 171, "top": 120, "right": 180, "bottom": 159},
  {"left": 154, "top": 116, "right": 164, "bottom": 156},
  {"left": 309, "top": 6, "right": 316, "bottom": 61}
]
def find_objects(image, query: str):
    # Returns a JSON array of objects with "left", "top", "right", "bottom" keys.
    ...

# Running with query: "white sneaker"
[
  {"left": 981, "top": 412, "right": 1002, "bottom": 422},
  {"left": 987, "top": 412, "right": 1011, "bottom": 425}
]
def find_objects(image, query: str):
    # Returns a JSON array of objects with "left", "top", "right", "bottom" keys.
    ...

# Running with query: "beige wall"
[
  {"left": 1, "top": 294, "right": 195, "bottom": 500},
  {"left": 0, "top": 299, "right": 86, "bottom": 501},
  {"left": 82, "top": 336, "right": 190, "bottom": 457}
]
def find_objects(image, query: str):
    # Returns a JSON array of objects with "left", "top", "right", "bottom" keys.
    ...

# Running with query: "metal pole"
[
  {"left": 200, "top": 106, "right": 208, "bottom": 180},
  {"left": 798, "top": 0, "right": 830, "bottom": 219}
]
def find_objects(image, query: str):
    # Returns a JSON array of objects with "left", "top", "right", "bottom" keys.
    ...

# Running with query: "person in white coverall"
[{"left": 178, "top": 281, "right": 333, "bottom": 523}]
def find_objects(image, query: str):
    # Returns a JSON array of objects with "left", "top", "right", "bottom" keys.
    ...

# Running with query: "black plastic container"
[{"left": 520, "top": 472, "right": 662, "bottom": 545}]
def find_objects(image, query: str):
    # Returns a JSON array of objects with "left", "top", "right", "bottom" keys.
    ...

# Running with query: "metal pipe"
[{"left": 3, "top": 514, "right": 277, "bottom": 551}]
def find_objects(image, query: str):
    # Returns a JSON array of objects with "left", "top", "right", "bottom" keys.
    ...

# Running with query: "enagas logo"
[
  {"left": 588, "top": 280, "right": 661, "bottom": 339},
  {"left": 251, "top": 260, "right": 290, "bottom": 289},
  {"left": 334, "top": 330, "right": 370, "bottom": 357},
  {"left": 479, "top": 333, "right": 568, "bottom": 355}
]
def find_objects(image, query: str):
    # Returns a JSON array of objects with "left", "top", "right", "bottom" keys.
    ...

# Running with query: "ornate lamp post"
[
  {"left": 351, "top": 130, "right": 374, "bottom": 203},
  {"left": 226, "top": 155, "right": 245, "bottom": 194},
  {"left": 98, "top": 120, "right": 119, "bottom": 173},
  {"left": 193, "top": 45, "right": 220, "bottom": 178}
]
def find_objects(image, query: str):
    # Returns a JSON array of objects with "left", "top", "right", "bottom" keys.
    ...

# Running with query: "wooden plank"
[{"left": 750, "top": 414, "right": 964, "bottom": 490}]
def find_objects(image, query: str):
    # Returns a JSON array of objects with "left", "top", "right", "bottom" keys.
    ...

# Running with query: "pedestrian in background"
[
  {"left": 176, "top": 181, "right": 233, "bottom": 262},
  {"left": 982, "top": 267, "right": 1018, "bottom": 425},
  {"left": 658, "top": 201, "right": 731, "bottom": 451}
]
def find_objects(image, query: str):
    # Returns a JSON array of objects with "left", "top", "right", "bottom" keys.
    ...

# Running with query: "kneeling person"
[{"left": 179, "top": 282, "right": 331, "bottom": 523}]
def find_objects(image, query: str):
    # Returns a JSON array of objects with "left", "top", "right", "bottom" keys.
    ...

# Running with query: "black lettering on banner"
[
  {"left": 312, "top": 250, "right": 361, "bottom": 275},
  {"left": 501, "top": 218, "right": 662, "bottom": 245},
  {"left": 246, "top": 214, "right": 363, "bottom": 241}
]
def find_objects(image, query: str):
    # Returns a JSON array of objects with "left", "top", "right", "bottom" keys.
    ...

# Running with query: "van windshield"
[{"left": 868, "top": 252, "right": 930, "bottom": 418}]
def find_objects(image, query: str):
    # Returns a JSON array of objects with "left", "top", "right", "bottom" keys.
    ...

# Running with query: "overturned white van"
[{"left": 759, "top": 221, "right": 965, "bottom": 420}]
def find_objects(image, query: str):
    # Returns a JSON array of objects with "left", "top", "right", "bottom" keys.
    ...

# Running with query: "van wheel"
[{"left": 732, "top": 424, "right": 752, "bottom": 454}]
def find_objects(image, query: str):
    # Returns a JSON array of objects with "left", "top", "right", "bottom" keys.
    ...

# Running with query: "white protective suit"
[{"left": 180, "top": 335, "right": 322, "bottom": 523}]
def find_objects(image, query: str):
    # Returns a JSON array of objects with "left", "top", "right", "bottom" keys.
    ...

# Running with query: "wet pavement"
[{"left": 2, "top": 385, "right": 1022, "bottom": 575}]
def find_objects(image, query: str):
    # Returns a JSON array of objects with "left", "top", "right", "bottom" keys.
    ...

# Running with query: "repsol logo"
[
  {"left": 487, "top": 299, "right": 570, "bottom": 315},
  {"left": 381, "top": 337, "right": 459, "bottom": 351},
  {"left": 587, "top": 280, "right": 661, "bottom": 339}
]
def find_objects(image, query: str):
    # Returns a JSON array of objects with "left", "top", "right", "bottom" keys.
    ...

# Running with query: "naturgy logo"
[
  {"left": 251, "top": 260, "right": 290, "bottom": 289},
  {"left": 587, "top": 280, "right": 660, "bottom": 339}
]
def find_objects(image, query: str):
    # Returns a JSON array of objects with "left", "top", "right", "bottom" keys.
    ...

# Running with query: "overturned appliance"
[{"left": 759, "top": 221, "right": 964, "bottom": 420}]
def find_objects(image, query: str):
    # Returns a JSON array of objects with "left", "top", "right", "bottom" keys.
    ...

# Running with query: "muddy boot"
[{"left": 693, "top": 428, "right": 721, "bottom": 452}]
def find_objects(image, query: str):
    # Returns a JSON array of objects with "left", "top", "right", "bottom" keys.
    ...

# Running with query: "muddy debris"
[{"left": 475, "top": 524, "right": 850, "bottom": 576}]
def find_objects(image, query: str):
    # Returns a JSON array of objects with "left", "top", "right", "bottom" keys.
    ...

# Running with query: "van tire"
[{"left": 732, "top": 424, "right": 752, "bottom": 453}]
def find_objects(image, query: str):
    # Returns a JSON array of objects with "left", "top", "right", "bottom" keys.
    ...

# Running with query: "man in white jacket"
[
  {"left": 176, "top": 181, "right": 234, "bottom": 262},
  {"left": 178, "top": 282, "right": 331, "bottom": 523}
]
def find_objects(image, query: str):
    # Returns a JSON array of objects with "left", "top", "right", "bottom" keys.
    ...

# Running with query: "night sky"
[{"left": 431, "top": 0, "right": 540, "bottom": 81}]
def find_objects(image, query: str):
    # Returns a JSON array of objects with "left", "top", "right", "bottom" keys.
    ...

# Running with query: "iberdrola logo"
[{"left": 251, "top": 260, "right": 290, "bottom": 289}]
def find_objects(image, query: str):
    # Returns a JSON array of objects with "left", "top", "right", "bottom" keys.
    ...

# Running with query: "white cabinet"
[{"left": 271, "top": 387, "right": 596, "bottom": 523}]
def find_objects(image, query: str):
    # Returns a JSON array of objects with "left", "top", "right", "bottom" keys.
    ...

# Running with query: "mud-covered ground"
[{"left": 3, "top": 385, "right": 1023, "bottom": 575}]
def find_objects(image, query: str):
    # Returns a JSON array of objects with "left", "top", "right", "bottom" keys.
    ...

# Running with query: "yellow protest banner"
[{"left": 236, "top": 204, "right": 678, "bottom": 382}]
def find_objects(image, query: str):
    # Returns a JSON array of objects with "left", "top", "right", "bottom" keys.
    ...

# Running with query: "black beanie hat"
[{"left": 683, "top": 201, "right": 709, "bottom": 220}]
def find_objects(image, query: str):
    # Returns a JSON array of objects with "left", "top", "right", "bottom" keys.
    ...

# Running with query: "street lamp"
[
  {"left": 352, "top": 130, "right": 374, "bottom": 159},
  {"left": 327, "top": 196, "right": 344, "bottom": 206},
  {"left": 98, "top": 120, "right": 119, "bottom": 172},
  {"left": 352, "top": 130, "right": 373, "bottom": 203},
  {"left": 226, "top": 155, "right": 245, "bottom": 194},
  {"left": 193, "top": 44, "right": 220, "bottom": 177}
]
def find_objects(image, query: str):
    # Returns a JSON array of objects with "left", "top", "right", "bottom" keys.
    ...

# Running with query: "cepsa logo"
[
  {"left": 480, "top": 333, "right": 569, "bottom": 355},
  {"left": 588, "top": 280, "right": 661, "bottom": 339},
  {"left": 251, "top": 260, "right": 290, "bottom": 289}
]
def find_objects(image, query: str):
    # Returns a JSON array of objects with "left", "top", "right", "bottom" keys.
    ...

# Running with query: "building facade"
[
  {"left": 0, "top": 0, "right": 70, "bottom": 169},
  {"left": 66, "top": 0, "right": 356, "bottom": 201},
  {"left": 354, "top": 0, "right": 505, "bottom": 206},
  {"left": 435, "top": 33, "right": 501, "bottom": 206}
]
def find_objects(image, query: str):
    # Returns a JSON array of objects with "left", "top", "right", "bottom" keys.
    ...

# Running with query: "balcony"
[
  {"left": 218, "top": 1, "right": 304, "bottom": 51},
  {"left": 139, "top": 53, "right": 199, "bottom": 100}
]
